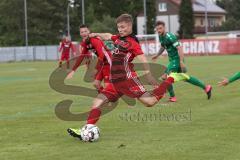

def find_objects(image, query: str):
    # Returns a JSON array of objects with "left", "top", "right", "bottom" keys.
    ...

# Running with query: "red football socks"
[
  {"left": 87, "top": 108, "right": 102, "bottom": 124},
  {"left": 153, "top": 77, "right": 174, "bottom": 100}
]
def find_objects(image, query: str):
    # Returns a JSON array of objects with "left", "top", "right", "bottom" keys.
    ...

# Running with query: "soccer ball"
[{"left": 80, "top": 124, "right": 100, "bottom": 142}]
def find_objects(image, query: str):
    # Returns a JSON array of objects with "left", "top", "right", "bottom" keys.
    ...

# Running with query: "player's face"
[
  {"left": 65, "top": 36, "right": 70, "bottom": 42},
  {"left": 117, "top": 21, "right": 132, "bottom": 37},
  {"left": 80, "top": 27, "right": 90, "bottom": 39},
  {"left": 156, "top": 25, "right": 165, "bottom": 35}
]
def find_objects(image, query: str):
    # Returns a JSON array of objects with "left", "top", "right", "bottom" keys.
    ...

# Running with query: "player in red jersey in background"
[
  {"left": 67, "top": 24, "right": 112, "bottom": 92},
  {"left": 58, "top": 35, "right": 76, "bottom": 69},
  {"left": 66, "top": 14, "right": 176, "bottom": 140}
]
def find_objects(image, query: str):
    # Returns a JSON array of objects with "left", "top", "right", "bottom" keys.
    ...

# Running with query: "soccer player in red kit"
[
  {"left": 58, "top": 36, "right": 76, "bottom": 69},
  {"left": 66, "top": 14, "right": 176, "bottom": 140},
  {"left": 67, "top": 24, "right": 112, "bottom": 92}
]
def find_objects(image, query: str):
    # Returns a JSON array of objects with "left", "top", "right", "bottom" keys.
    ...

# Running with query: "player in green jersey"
[
  {"left": 218, "top": 72, "right": 240, "bottom": 86},
  {"left": 152, "top": 21, "right": 212, "bottom": 100}
]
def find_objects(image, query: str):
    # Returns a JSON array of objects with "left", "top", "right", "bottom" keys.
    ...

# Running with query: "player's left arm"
[
  {"left": 218, "top": 72, "right": 240, "bottom": 86},
  {"left": 58, "top": 42, "right": 63, "bottom": 53},
  {"left": 176, "top": 45, "right": 186, "bottom": 69},
  {"left": 229, "top": 72, "right": 240, "bottom": 83},
  {"left": 89, "top": 33, "right": 113, "bottom": 41},
  {"left": 137, "top": 54, "right": 158, "bottom": 86},
  {"left": 152, "top": 46, "right": 165, "bottom": 61},
  {"left": 132, "top": 40, "right": 158, "bottom": 86}
]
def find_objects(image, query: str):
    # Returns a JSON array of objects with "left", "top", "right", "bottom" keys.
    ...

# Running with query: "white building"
[{"left": 137, "top": 0, "right": 226, "bottom": 35}]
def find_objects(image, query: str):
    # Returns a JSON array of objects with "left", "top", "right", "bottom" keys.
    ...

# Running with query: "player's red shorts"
[
  {"left": 60, "top": 53, "right": 70, "bottom": 61},
  {"left": 100, "top": 77, "right": 146, "bottom": 102},
  {"left": 95, "top": 65, "right": 110, "bottom": 84}
]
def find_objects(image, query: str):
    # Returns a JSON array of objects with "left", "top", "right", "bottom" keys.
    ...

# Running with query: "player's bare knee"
[
  {"left": 144, "top": 98, "right": 157, "bottom": 107},
  {"left": 145, "top": 102, "right": 154, "bottom": 107},
  {"left": 91, "top": 93, "right": 108, "bottom": 109},
  {"left": 139, "top": 93, "right": 157, "bottom": 107},
  {"left": 93, "top": 83, "right": 100, "bottom": 89},
  {"left": 91, "top": 106, "right": 100, "bottom": 110},
  {"left": 93, "top": 80, "right": 101, "bottom": 89},
  {"left": 161, "top": 74, "right": 167, "bottom": 80}
]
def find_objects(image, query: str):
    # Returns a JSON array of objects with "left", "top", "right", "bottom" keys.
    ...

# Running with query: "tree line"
[
  {"left": 0, "top": 0, "right": 239, "bottom": 46},
  {"left": 0, "top": 0, "right": 155, "bottom": 46}
]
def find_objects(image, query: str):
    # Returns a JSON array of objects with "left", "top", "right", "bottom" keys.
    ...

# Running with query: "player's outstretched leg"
[
  {"left": 67, "top": 94, "right": 109, "bottom": 140},
  {"left": 205, "top": 85, "right": 212, "bottom": 100},
  {"left": 162, "top": 73, "right": 177, "bottom": 102},
  {"left": 138, "top": 77, "right": 174, "bottom": 107},
  {"left": 167, "top": 85, "right": 177, "bottom": 102},
  {"left": 186, "top": 76, "right": 212, "bottom": 99},
  {"left": 169, "top": 73, "right": 212, "bottom": 100}
]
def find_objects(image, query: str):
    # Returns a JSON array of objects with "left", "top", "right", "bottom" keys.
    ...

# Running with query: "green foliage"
[
  {"left": 178, "top": 0, "right": 194, "bottom": 39},
  {"left": 0, "top": 0, "right": 25, "bottom": 46},
  {"left": 2, "top": 0, "right": 240, "bottom": 46},
  {"left": 219, "top": 18, "right": 240, "bottom": 31},
  {"left": 90, "top": 15, "right": 117, "bottom": 33},
  {"left": 0, "top": 0, "right": 69, "bottom": 46},
  {"left": 216, "top": 0, "right": 226, "bottom": 9},
  {"left": 84, "top": 0, "right": 143, "bottom": 34},
  {"left": 146, "top": 0, "right": 156, "bottom": 34},
  {"left": 27, "top": 0, "right": 67, "bottom": 45},
  {"left": 0, "top": 0, "right": 156, "bottom": 46},
  {"left": 216, "top": 0, "right": 240, "bottom": 31},
  {"left": 84, "top": 3, "right": 117, "bottom": 33}
]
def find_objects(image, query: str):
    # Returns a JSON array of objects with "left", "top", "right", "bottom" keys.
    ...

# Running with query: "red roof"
[
  {"left": 170, "top": 0, "right": 196, "bottom": 6},
  {"left": 170, "top": 0, "right": 181, "bottom": 5}
]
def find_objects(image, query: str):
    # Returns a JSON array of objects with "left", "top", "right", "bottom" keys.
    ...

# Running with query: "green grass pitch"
[{"left": 0, "top": 55, "right": 239, "bottom": 160}]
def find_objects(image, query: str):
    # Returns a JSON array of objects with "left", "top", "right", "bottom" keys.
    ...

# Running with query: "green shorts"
[{"left": 165, "top": 59, "right": 187, "bottom": 74}]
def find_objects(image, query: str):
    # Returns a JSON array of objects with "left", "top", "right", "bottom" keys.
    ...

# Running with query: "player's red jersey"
[
  {"left": 72, "top": 37, "right": 112, "bottom": 83},
  {"left": 95, "top": 64, "right": 110, "bottom": 83},
  {"left": 99, "top": 34, "right": 147, "bottom": 102},
  {"left": 59, "top": 40, "right": 75, "bottom": 55},
  {"left": 109, "top": 34, "right": 143, "bottom": 83}
]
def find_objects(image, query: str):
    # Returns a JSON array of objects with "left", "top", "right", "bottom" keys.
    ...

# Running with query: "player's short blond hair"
[{"left": 116, "top": 14, "right": 133, "bottom": 24}]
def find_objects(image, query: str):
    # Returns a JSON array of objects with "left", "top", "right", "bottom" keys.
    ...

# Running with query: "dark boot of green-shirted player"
[{"left": 186, "top": 76, "right": 212, "bottom": 99}]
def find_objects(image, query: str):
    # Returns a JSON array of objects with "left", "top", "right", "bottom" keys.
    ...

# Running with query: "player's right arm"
[
  {"left": 58, "top": 42, "right": 63, "bottom": 53},
  {"left": 176, "top": 45, "right": 186, "bottom": 71},
  {"left": 66, "top": 55, "right": 85, "bottom": 79},
  {"left": 152, "top": 46, "right": 165, "bottom": 61},
  {"left": 66, "top": 44, "right": 88, "bottom": 80},
  {"left": 89, "top": 33, "right": 113, "bottom": 41}
]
